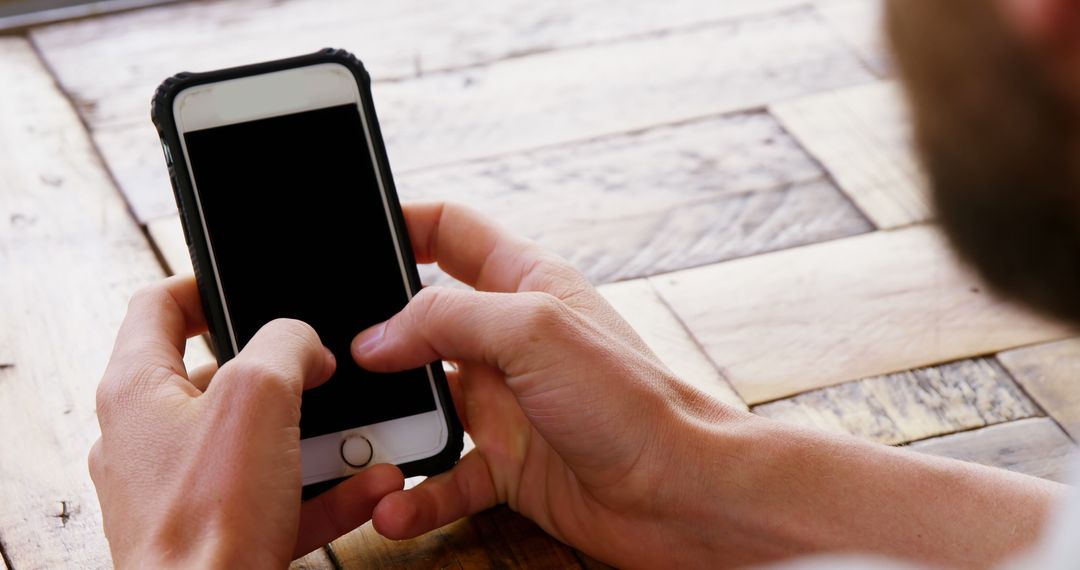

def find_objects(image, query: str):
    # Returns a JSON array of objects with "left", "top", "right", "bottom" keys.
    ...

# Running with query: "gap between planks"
[
  {"left": 37, "top": 5, "right": 875, "bottom": 222},
  {"left": 0, "top": 35, "right": 160, "bottom": 568},
  {"left": 999, "top": 338, "right": 1080, "bottom": 443},
  {"left": 30, "top": 0, "right": 812, "bottom": 129},
  {"left": 652, "top": 224, "right": 1076, "bottom": 405},
  {"left": 754, "top": 357, "right": 1042, "bottom": 446},
  {"left": 906, "top": 417, "right": 1076, "bottom": 484},
  {"left": 147, "top": 109, "right": 872, "bottom": 288},
  {"left": 771, "top": 80, "right": 928, "bottom": 230}
]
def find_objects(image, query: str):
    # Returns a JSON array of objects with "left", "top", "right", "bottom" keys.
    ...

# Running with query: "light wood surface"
[
  {"left": 652, "top": 225, "right": 1075, "bottom": 404},
  {"left": 908, "top": 418, "right": 1076, "bottom": 484},
  {"left": 999, "top": 339, "right": 1080, "bottom": 442},
  {"left": 814, "top": 0, "right": 889, "bottom": 76},
  {"left": 331, "top": 507, "right": 583, "bottom": 569},
  {"left": 290, "top": 550, "right": 334, "bottom": 570},
  {"left": 754, "top": 358, "right": 1039, "bottom": 445},
  {"left": 771, "top": 80, "right": 928, "bottom": 229},
  {"left": 6, "top": 0, "right": 1079, "bottom": 566},
  {"left": 0, "top": 36, "right": 159, "bottom": 569},
  {"left": 30, "top": 0, "right": 807, "bottom": 129},
  {"left": 148, "top": 111, "right": 872, "bottom": 284},
  {"left": 599, "top": 279, "right": 747, "bottom": 410},
  {"left": 40, "top": 5, "right": 874, "bottom": 222}
]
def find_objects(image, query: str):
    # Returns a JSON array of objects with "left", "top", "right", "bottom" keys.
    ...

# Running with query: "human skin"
[
  {"left": 90, "top": 282, "right": 405, "bottom": 568},
  {"left": 93, "top": 202, "right": 1065, "bottom": 569}
]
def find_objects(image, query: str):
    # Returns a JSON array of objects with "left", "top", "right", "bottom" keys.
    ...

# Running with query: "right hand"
[{"left": 353, "top": 202, "right": 749, "bottom": 568}]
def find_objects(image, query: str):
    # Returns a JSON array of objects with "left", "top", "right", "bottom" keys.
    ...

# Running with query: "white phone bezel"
[{"left": 172, "top": 62, "right": 449, "bottom": 486}]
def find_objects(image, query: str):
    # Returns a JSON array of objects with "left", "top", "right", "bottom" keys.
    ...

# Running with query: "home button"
[{"left": 340, "top": 435, "right": 373, "bottom": 468}]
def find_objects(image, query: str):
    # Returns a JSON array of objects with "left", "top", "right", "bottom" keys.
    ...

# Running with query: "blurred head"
[{"left": 886, "top": 0, "right": 1080, "bottom": 323}]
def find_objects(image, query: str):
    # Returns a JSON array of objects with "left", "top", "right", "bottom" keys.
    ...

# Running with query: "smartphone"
[{"left": 151, "top": 49, "right": 462, "bottom": 498}]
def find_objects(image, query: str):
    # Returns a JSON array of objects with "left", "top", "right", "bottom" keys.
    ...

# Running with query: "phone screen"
[{"left": 182, "top": 103, "right": 436, "bottom": 439}]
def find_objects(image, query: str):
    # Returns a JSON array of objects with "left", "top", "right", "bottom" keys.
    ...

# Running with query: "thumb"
[{"left": 351, "top": 287, "right": 576, "bottom": 380}]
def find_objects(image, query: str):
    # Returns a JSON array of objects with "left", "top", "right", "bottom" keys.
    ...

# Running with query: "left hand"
[{"left": 90, "top": 276, "right": 404, "bottom": 568}]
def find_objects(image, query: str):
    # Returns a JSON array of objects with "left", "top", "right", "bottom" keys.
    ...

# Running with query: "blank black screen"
[{"left": 184, "top": 103, "right": 435, "bottom": 439}]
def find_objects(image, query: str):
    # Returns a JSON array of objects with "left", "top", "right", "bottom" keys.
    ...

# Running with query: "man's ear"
[{"left": 1000, "top": 0, "right": 1080, "bottom": 50}]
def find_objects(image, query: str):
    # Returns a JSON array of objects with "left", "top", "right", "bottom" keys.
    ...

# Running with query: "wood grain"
[
  {"left": 999, "top": 338, "right": 1080, "bottom": 442},
  {"left": 754, "top": 358, "right": 1039, "bottom": 445},
  {"left": 907, "top": 418, "right": 1076, "bottom": 483},
  {"left": 77, "top": 6, "right": 873, "bottom": 222},
  {"left": 598, "top": 279, "right": 747, "bottom": 410},
  {"left": 331, "top": 506, "right": 582, "bottom": 569},
  {"left": 147, "top": 214, "right": 191, "bottom": 276},
  {"left": 145, "top": 111, "right": 872, "bottom": 288},
  {"left": 771, "top": 80, "right": 927, "bottom": 229},
  {"left": 291, "top": 549, "right": 334, "bottom": 570},
  {"left": 813, "top": 0, "right": 890, "bottom": 76},
  {"left": 652, "top": 225, "right": 1075, "bottom": 404},
  {"left": 0, "top": 36, "right": 162, "bottom": 568},
  {"left": 32, "top": 0, "right": 807, "bottom": 129}
]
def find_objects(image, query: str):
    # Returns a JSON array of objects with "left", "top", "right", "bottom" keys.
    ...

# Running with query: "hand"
[
  {"left": 360, "top": 203, "right": 1066, "bottom": 569},
  {"left": 355, "top": 203, "right": 745, "bottom": 568},
  {"left": 90, "top": 277, "right": 404, "bottom": 568}
]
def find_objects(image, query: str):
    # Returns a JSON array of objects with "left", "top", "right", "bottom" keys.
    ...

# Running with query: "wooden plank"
[
  {"left": 812, "top": 0, "right": 890, "bottom": 76},
  {"left": 754, "top": 358, "right": 1040, "bottom": 445},
  {"left": 291, "top": 549, "right": 335, "bottom": 570},
  {"left": 331, "top": 506, "right": 582, "bottom": 569},
  {"left": 770, "top": 80, "right": 928, "bottom": 229},
  {"left": 79, "top": 6, "right": 873, "bottom": 222},
  {"left": 147, "top": 214, "right": 191, "bottom": 276},
  {"left": 907, "top": 418, "right": 1076, "bottom": 484},
  {"left": 143, "top": 218, "right": 216, "bottom": 373},
  {"left": 598, "top": 280, "right": 747, "bottom": 410},
  {"left": 999, "top": 338, "right": 1080, "bottom": 442},
  {"left": 0, "top": 36, "right": 164, "bottom": 568},
  {"left": 651, "top": 225, "right": 1075, "bottom": 405},
  {"left": 145, "top": 111, "right": 872, "bottom": 287},
  {"left": 31, "top": 0, "right": 807, "bottom": 130}
]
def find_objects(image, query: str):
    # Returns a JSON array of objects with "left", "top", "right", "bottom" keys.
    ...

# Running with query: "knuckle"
[
  {"left": 520, "top": 291, "right": 572, "bottom": 332},
  {"left": 525, "top": 250, "right": 588, "bottom": 286},
  {"left": 95, "top": 362, "right": 166, "bottom": 416},
  {"left": 217, "top": 360, "right": 295, "bottom": 402},
  {"left": 410, "top": 286, "right": 455, "bottom": 323},
  {"left": 265, "top": 318, "right": 320, "bottom": 347}
]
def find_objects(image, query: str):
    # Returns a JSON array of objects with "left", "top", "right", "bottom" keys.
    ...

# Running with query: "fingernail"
[{"left": 353, "top": 323, "right": 386, "bottom": 356}]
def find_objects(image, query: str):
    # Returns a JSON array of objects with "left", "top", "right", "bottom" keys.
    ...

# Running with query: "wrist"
[
  {"left": 641, "top": 382, "right": 775, "bottom": 567},
  {"left": 120, "top": 524, "right": 280, "bottom": 570},
  {"left": 653, "top": 402, "right": 1064, "bottom": 568}
]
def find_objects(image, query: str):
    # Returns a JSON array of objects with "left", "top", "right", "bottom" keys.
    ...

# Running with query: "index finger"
[
  {"left": 403, "top": 202, "right": 591, "bottom": 296},
  {"left": 102, "top": 276, "right": 208, "bottom": 398}
]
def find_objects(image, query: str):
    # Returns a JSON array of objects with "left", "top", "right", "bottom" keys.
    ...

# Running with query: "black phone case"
[{"left": 150, "top": 48, "right": 463, "bottom": 495}]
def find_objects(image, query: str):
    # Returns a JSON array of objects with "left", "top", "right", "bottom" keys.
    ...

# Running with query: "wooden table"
[{"left": 2, "top": 0, "right": 1077, "bottom": 567}]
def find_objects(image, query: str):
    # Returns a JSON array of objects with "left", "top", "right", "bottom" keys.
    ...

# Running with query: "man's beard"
[{"left": 887, "top": 0, "right": 1080, "bottom": 324}]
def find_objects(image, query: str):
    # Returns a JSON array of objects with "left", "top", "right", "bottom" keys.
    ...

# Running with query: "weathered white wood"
[
  {"left": 771, "top": 80, "right": 927, "bottom": 229},
  {"left": 999, "top": 338, "right": 1080, "bottom": 442},
  {"left": 652, "top": 225, "right": 1075, "bottom": 404},
  {"left": 80, "top": 6, "right": 873, "bottom": 222},
  {"left": 813, "top": 0, "right": 890, "bottom": 76},
  {"left": 145, "top": 111, "right": 872, "bottom": 284},
  {"left": 0, "top": 36, "right": 162, "bottom": 568},
  {"left": 290, "top": 549, "right": 335, "bottom": 570},
  {"left": 332, "top": 507, "right": 583, "bottom": 569},
  {"left": 598, "top": 280, "right": 747, "bottom": 410},
  {"left": 754, "top": 358, "right": 1039, "bottom": 445},
  {"left": 908, "top": 418, "right": 1076, "bottom": 484},
  {"left": 147, "top": 214, "right": 191, "bottom": 276},
  {"left": 143, "top": 217, "right": 219, "bottom": 372},
  {"left": 31, "top": 0, "right": 807, "bottom": 129}
]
